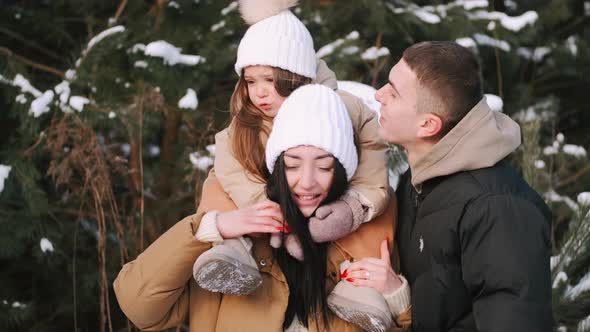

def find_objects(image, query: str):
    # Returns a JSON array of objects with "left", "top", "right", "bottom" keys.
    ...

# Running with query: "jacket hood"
[
  {"left": 314, "top": 59, "right": 338, "bottom": 90},
  {"left": 412, "top": 97, "right": 521, "bottom": 189}
]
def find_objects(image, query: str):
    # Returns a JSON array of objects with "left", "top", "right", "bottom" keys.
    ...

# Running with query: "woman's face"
[
  {"left": 284, "top": 145, "right": 335, "bottom": 217},
  {"left": 244, "top": 65, "right": 286, "bottom": 118}
]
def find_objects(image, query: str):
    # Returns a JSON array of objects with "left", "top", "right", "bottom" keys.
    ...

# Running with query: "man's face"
[{"left": 375, "top": 59, "right": 421, "bottom": 147}]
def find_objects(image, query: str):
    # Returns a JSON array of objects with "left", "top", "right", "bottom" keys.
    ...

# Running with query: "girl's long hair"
[
  {"left": 266, "top": 152, "right": 349, "bottom": 330},
  {"left": 229, "top": 67, "right": 312, "bottom": 182}
]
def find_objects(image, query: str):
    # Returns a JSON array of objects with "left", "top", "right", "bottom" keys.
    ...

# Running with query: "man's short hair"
[{"left": 402, "top": 41, "right": 483, "bottom": 136}]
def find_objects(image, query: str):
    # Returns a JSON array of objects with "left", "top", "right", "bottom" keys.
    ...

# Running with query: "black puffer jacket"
[
  {"left": 394, "top": 99, "right": 552, "bottom": 332},
  {"left": 396, "top": 162, "right": 552, "bottom": 332}
]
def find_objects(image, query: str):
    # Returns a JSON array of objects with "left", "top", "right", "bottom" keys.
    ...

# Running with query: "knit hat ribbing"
[
  {"left": 235, "top": 1, "right": 317, "bottom": 79},
  {"left": 265, "top": 84, "right": 358, "bottom": 180}
]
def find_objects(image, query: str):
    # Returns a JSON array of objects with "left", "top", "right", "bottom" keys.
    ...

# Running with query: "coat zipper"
[
  {"left": 409, "top": 188, "right": 422, "bottom": 239},
  {"left": 413, "top": 189, "right": 422, "bottom": 209}
]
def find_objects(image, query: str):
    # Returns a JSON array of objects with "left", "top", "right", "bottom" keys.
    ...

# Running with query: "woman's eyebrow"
[
  {"left": 315, "top": 154, "right": 333, "bottom": 160},
  {"left": 284, "top": 154, "right": 333, "bottom": 160}
]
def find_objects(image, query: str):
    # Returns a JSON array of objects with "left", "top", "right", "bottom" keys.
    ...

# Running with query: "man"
[{"left": 375, "top": 41, "right": 552, "bottom": 331}]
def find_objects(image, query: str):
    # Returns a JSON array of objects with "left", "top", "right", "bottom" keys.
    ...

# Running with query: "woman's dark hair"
[{"left": 265, "top": 152, "right": 349, "bottom": 330}]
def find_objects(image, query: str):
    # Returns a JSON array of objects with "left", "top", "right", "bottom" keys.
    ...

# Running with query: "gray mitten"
[
  {"left": 285, "top": 234, "right": 304, "bottom": 261},
  {"left": 309, "top": 193, "right": 366, "bottom": 243},
  {"left": 270, "top": 233, "right": 282, "bottom": 249}
]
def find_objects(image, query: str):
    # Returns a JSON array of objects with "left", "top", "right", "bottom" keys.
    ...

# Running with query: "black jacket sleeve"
[{"left": 459, "top": 193, "right": 552, "bottom": 332}]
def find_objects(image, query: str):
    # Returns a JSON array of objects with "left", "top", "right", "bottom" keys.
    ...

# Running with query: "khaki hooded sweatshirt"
[{"left": 410, "top": 97, "right": 522, "bottom": 191}]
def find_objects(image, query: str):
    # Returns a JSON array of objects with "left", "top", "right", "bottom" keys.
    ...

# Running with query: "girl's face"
[
  {"left": 284, "top": 145, "right": 335, "bottom": 217},
  {"left": 244, "top": 65, "right": 286, "bottom": 118}
]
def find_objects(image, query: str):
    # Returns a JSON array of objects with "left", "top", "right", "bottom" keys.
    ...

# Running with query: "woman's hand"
[
  {"left": 216, "top": 200, "right": 287, "bottom": 239},
  {"left": 344, "top": 239, "right": 403, "bottom": 294}
]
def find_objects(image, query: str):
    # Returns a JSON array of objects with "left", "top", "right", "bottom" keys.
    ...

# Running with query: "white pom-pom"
[{"left": 239, "top": 0, "right": 299, "bottom": 25}]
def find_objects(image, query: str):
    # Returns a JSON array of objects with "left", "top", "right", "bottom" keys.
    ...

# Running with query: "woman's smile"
[{"left": 292, "top": 192, "right": 322, "bottom": 207}]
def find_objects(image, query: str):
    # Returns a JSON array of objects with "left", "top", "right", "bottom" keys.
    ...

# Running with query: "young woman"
[
  {"left": 189, "top": 0, "right": 394, "bottom": 330},
  {"left": 114, "top": 84, "right": 411, "bottom": 331}
]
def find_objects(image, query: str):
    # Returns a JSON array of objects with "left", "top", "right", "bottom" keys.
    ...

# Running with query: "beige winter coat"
[
  {"left": 214, "top": 60, "right": 389, "bottom": 221},
  {"left": 113, "top": 170, "right": 410, "bottom": 331}
]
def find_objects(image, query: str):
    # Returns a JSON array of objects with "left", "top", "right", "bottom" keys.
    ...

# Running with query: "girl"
[
  {"left": 191, "top": 0, "right": 394, "bottom": 330},
  {"left": 114, "top": 84, "right": 411, "bottom": 331}
]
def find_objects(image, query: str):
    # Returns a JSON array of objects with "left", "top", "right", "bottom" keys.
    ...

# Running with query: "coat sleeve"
[
  {"left": 213, "top": 128, "right": 267, "bottom": 209},
  {"left": 113, "top": 170, "right": 237, "bottom": 330},
  {"left": 391, "top": 306, "right": 412, "bottom": 331},
  {"left": 337, "top": 90, "right": 390, "bottom": 222},
  {"left": 459, "top": 194, "right": 553, "bottom": 332}
]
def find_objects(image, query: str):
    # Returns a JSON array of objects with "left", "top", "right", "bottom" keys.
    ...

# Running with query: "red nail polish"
[
  {"left": 340, "top": 269, "right": 348, "bottom": 278},
  {"left": 276, "top": 227, "right": 283, "bottom": 231},
  {"left": 346, "top": 278, "right": 354, "bottom": 282}
]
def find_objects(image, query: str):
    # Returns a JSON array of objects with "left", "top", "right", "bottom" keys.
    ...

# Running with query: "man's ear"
[
  {"left": 415, "top": 84, "right": 445, "bottom": 139},
  {"left": 417, "top": 113, "right": 443, "bottom": 139}
]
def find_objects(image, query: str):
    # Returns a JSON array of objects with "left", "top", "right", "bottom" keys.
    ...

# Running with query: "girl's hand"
[
  {"left": 344, "top": 239, "right": 403, "bottom": 294},
  {"left": 216, "top": 200, "right": 286, "bottom": 239}
]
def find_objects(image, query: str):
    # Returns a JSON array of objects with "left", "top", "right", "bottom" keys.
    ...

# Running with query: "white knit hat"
[
  {"left": 235, "top": 0, "right": 317, "bottom": 79},
  {"left": 266, "top": 84, "right": 358, "bottom": 180}
]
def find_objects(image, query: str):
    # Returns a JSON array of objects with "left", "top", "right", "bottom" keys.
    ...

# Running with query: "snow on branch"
[
  {"left": 469, "top": 10, "right": 538, "bottom": 32},
  {"left": 361, "top": 47, "right": 390, "bottom": 61},
  {"left": 178, "top": 88, "right": 198, "bottom": 110},
  {"left": 40, "top": 238, "right": 54, "bottom": 253},
  {"left": 386, "top": 4, "right": 440, "bottom": 24},
  {"left": 337, "top": 80, "right": 379, "bottom": 114},
  {"left": 211, "top": 20, "right": 226, "bottom": 32},
  {"left": 578, "top": 314, "right": 590, "bottom": 332},
  {"left": 473, "top": 33, "right": 511, "bottom": 51},
  {"left": 30, "top": 91, "right": 54, "bottom": 117},
  {"left": 386, "top": 2, "right": 536, "bottom": 32},
  {"left": 579, "top": 193, "right": 590, "bottom": 206},
  {"left": 144, "top": 41, "right": 206, "bottom": 66},
  {"left": 189, "top": 152, "right": 213, "bottom": 171},
  {"left": 316, "top": 31, "right": 359, "bottom": 58},
  {"left": 563, "top": 145, "right": 587, "bottom": 158},
  {"left": 0, "top": 164, "right": 11, "bottom": 193},
  {"left": 6, "top": 72, "right": 91, "bottom": 116},
  {"left": 84, "top": 25, "right": 126, "bottom": 57},
  {"left": 546, "top": 190, "right": 579, "bottom": 211},
  {"left": 456, "top": 37, "right": 476, "bottom": 48},
  {"left": 517, "top": 47, "right": 551, "bottom": 62},
  {"left": 13, "top": 74, "right": 42, "bottom": 97},
  {"left": 565, "top": 271, "right": 590, "bottom": 300},
  {"left": 221, "top": 1, "right": 238, "bottom": 15},
  {"left": 67, "top": 25, "right": 126, "bottom": 80}
]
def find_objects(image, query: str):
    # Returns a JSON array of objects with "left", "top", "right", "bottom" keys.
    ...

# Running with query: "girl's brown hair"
[{"left": 229, "top": 67, "right": 312, "bottom": 182}]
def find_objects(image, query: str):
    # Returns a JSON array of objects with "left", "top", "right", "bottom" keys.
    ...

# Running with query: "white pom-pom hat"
[
  {"left": 265, "top": 84, "right": 358, "bottom": 180},
  {"left": 235, "top": 0, "right": 317, "bottom": 79}
]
